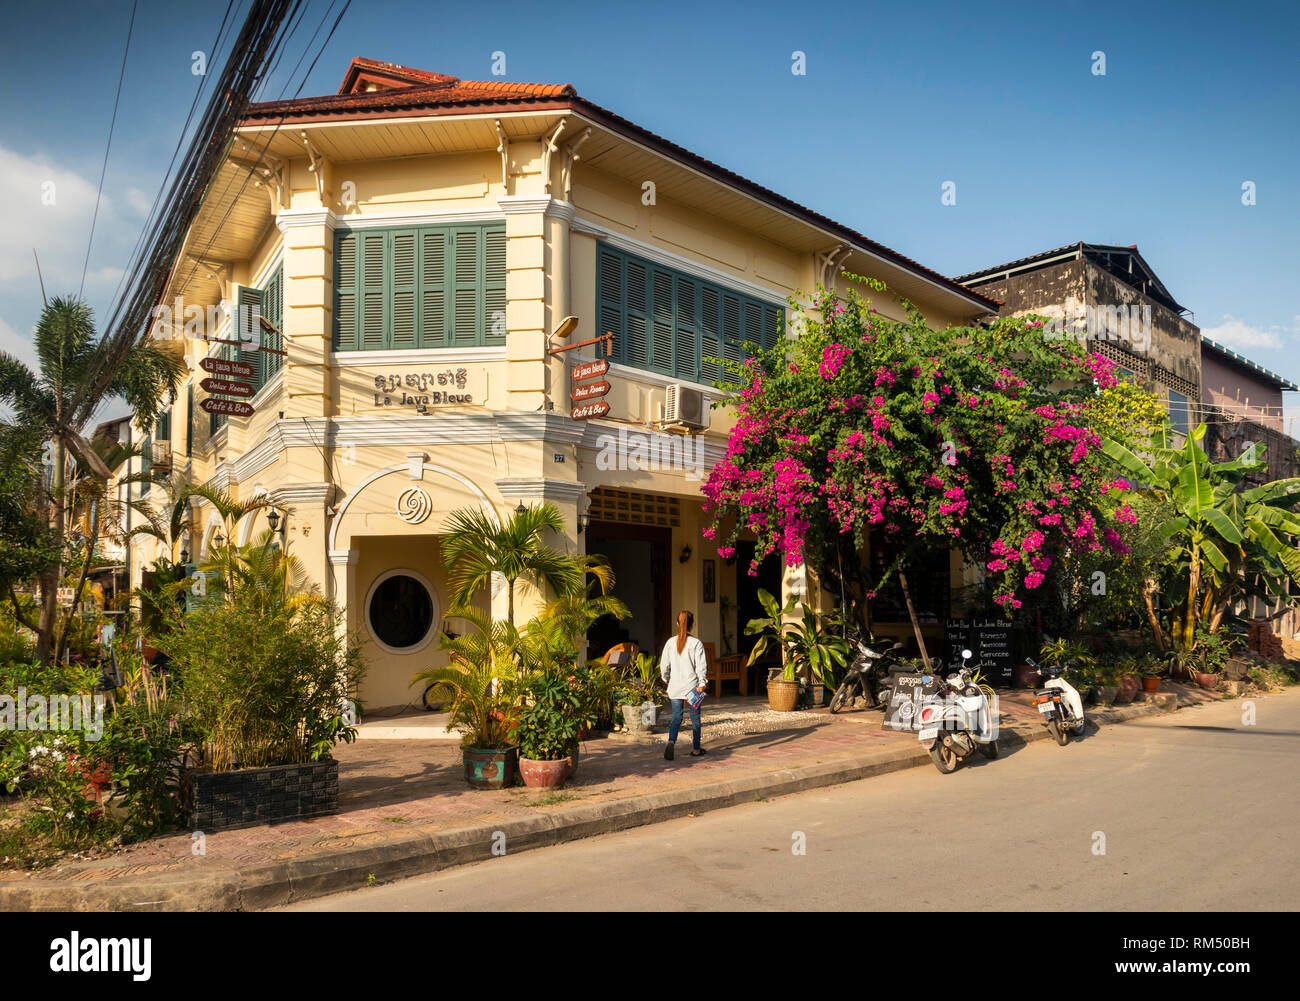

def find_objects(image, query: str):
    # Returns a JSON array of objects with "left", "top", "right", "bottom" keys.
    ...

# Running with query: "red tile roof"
[{"left": 242, "top": 59, "right": 998, "bottom": 313}]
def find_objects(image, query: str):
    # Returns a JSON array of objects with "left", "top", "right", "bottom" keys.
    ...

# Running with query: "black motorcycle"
[{"left": 829, "top": 638, "right": 905, "bottom": 713}]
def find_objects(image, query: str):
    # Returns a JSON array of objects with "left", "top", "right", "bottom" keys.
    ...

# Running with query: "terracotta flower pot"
[
  {"left": 1194, "top": 672, "right": 1219, "bottom": 691},
  {"left": 1113, "top": 675, "right": 1140, "bottom": 704},
  {"left": 768, "top": 678, "right": 800, "bottom": 712},
  {"left": 1092, "top": 685, "right": 1119, "bottom": 706},
  {"left": 519, "top": 755, "right": 574, "bottom": 789},
  {"left": 1141, "top": 676, "right": 1161, "bottom": 693}
]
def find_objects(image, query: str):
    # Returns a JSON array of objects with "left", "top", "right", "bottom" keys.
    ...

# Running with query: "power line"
[{"left": 80, "top": 0, "right": 139, "bottom": 301}]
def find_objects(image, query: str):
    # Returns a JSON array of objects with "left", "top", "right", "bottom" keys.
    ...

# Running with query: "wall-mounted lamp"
[
  {"left": 179, "top": 549, "right": 190, "bottom": 565},
  {"left": 577, "top": 515, "right": 588, "bottom": 534},
  {"left": 515, "top": 501, "right": 527, "bottom": 517},
  {"left": 214, "top": 531, "right": 225, "bottom": 548},
  {"left": 266, "top": 507, "right": 288, "bottom": 545},
  {"left": 553, "top": 315, "right": 579, "bottom": 339},
  {"left": 679, "top": 545, "right": 692, "bottom": 564}
]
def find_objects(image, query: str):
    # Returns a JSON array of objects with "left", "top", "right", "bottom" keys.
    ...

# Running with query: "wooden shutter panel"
[
  {"left": 420, "top": 229, "right": 447, "bottom": 347},
  {"left": 185, "top": 384, "right": 193, "bottom": 458},
  {"left": 391, "top": 231, "right": 417, "bottom": 349},
  {"left": 625, "top": 258, "right": 649, "bottom": 368},
  {"left": 700, "top": 285, "right": 721, "bottom": 384},
  {"left": 651, "top": 268, "right": 674, "bottom": 374},
  {"left": 236, "top": 285, "right": 263, "bottom": 366},
  {"left": 452, "top": 229, "right": 481, "bottom": 345},
  {"left": 597, "top": 248, "right": 623, "bottom": 362},
  {"left": 674, "top": 275, "right": 698, "bottom": 382},
  {"left": 360, "top": 232, "right": 386, "bottom": 350},
  {"left": 334, "top": 232, "right": 358, "bottom": 350},
  {"left": 264, "top": 267, "right": 283, "bottom": 380},
  {"left": 484, "top": 227, "right": 506, "bottom": 345},
  {"left": 763, "top": 305, "right": 783, "bottom": 351},
  {"left": 722, "top": 292, "right": 742, "bottom": 366}
]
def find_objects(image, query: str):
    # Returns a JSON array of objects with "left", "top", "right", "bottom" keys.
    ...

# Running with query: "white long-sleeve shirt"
[{"left": 660, "top": 635, "right": 709, "bottom": 700}]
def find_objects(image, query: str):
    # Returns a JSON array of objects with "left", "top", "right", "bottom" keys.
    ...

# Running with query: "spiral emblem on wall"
[{"left": 396, "top": 486, "right": 432, "bottom": 525}]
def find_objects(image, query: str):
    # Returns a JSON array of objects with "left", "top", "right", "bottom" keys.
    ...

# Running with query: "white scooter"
[
  {"left": 1024, "top": 656, "right": 1086, "bottom": 745},
  {"left": 916, "top": 649, "right": 999, "bottom": 773}
]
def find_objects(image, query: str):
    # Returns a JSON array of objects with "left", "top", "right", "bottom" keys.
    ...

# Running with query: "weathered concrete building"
[
  {"left": 1200, "top": 336, "right": 1299, "bottom": 487},
  {"left": 957, "top": 242, "right": 1201, "bottom": 435}
]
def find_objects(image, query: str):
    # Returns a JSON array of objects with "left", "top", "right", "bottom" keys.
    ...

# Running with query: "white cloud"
[
  {"left": 1201, "top": 314, "right": 1298, "bottom": 352},
  {"left": 0, "top": 314, "right": 37, "bottom": 368},
  {"left": 125, "top": 186, "right": 153, "bottom": 217}
]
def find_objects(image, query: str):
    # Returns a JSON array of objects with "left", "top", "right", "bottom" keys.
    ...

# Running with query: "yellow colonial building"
[{"left": 125, "top": 58, "right": 996, "bottom": 709}]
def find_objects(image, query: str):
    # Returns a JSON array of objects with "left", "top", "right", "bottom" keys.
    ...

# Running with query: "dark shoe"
[
  {"left": 664, "top": 742, "right": 674, "bottom": 761},
  {"left": 690, "top": 747, "right": 707, "bottom": 757}
]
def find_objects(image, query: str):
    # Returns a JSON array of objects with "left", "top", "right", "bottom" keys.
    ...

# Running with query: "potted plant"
[
  {"left": 1139, "top": 658, "right": 1163, "bottom": 693},
  {"left": 619, "top": 653, "right": 666, "bottom": 734},
  {"left": 745, "top": 589, "right": 850, "bottom": 712},
  {"left": 414, "top": 606, "right": 523, "bottom": 789},
  {"left": 1090, "top": 662, "right": 1120, "bottom": 706},
  {"left": 1109, "top": 655, "right": 1141, "bottom": 704},
  {"left": 515, "top": 665, "right": 591, "bottom": 789}
]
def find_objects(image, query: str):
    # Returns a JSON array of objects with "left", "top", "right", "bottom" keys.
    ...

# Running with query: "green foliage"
[
  {"left": 619, "top": 652, "right": 666, "bottom": 709},
  {"left": 516, "top": 664, "right": 594, "bottom": 761},
  {"left": 744, "top": 588, "right": 851, "bottom": 685},
  {"left": 159, "top": 599, "right": 364, "bottom": 771}
]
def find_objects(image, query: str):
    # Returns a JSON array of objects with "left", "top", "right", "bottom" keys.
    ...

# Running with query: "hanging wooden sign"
[
  {"left": 570, "top": 358, "right": 609, "bottom": 381},
  {"left": 200, "top": 357, "right": 255, "bottom": 379},
  {"left": 570, "top": 379, "right": 611, "bottom": 402},
  {"left": 200, "top": 377, "right": 255, "bottom": 398},
  {"left": 570, "top": 400, "right": 610, "bottom": 421},
  {"left": 200, "top": 398, "right": 255, "bottom": 418}
]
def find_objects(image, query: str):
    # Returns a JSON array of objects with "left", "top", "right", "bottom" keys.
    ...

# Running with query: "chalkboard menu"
[{"left": 945, "top": 618, "right": 1017, "bottom": 686}]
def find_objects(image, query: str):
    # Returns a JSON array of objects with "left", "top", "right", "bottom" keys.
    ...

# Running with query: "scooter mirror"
[{"left": 961, "top": 649, "right": 972, "bottom": 660}]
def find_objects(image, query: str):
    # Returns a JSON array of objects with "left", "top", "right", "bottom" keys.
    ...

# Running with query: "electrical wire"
[{"left": 80, "top": 0, "right": 139, "bottom": 300}]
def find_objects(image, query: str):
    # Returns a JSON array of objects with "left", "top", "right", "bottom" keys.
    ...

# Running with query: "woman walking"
[{"left": 660, "top": 609, "right": 709, "bottom": 760}]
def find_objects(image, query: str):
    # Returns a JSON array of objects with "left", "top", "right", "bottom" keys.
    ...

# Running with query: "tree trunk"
[
  {"left": 36, "top": 438, "right": 66, "bottom": 663},
  {"left": 507, "top": 579, "right": 515, "bottom": 626},
  {"left": 54, "top": 500, "right": 99, "bottom": 665},
  {"left": 1182, "top": 550, "right": 1200, "bottom": 651},
  {"left": 1142, "top": 579, "right": 1167, "bottom": 650},
  {"left": 898, "top": 570, "right": 931, "bottom": 670}
]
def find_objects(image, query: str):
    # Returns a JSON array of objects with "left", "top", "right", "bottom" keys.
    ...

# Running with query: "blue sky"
[{"left": 2, "top": 0, "right": 1297, "bottom": 423}]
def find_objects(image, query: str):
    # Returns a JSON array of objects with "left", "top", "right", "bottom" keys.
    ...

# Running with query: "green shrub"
[
  {"left": 515, "top": 665, "right": 593, "bottom": 761},
  {"left": 159, "top": 599, "right": 364, "bottom": 771}
]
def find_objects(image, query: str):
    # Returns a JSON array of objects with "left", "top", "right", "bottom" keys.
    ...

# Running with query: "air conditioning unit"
[{"left": 663, "top": 384, "right": 707, "bottom": 432}]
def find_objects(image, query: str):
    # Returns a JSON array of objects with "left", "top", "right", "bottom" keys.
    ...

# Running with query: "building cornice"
[
  {"left": 275, "top": 208, "right": 337, "bottom": 232},
  {"left": 497, "top": 194, "right": 554, "bottom": 215},
  {"left": 328, "top": 346, "right": 507, "bottom": 367},
  {"left": 495, "top": 477, "right": 588, "bottom": 504},
  {"left": 268, "top": 482, "right": 335, "bottom": 507},
  {"left": 333, "top": 207, "right": 506, "bottom": 231}
]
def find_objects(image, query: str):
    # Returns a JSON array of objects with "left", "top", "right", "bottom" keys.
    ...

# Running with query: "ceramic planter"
[
  {"left": 1092, "top": 685, "right": 1119, "bottom": 706},
  {"left": 803, "top": 683, "right": 829, "bottom": 708},
  {"left": 1194, "top": 672, "right": 1220, "bottom": 691},
  {"left": 768, "top": 678, "right": 800, "bottom": 712},
  {"left": 1113, "top": 675, "right": 1140, "bottom": 704},
  {"left": 1141, "top": 676, "right": 1161, "bottom": 693},
  {"left": 519, "top": 755, "right": 574, "bottom": 789},
  {"left": 621, "top": 702, "right": 656, "bottom": 734},
  {"left": 462, "top": 746, "right": 519, "bottom": 789}
]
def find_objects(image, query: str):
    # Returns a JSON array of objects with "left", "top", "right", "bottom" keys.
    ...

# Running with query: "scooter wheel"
[
  {"left": 829, "top": 683, "right": 854, "bottom": 714},
  {"left": 977, "top": 738, "right": 999, "bottom": 759},
  {"left": 928, "top": 742, "right": 960, "bottom": 773},
  {"left": 1049, "top": 718, "right": 1069, "bottom": 746}
]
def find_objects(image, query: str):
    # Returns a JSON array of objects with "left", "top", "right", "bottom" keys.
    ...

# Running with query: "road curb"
[{"left": 0, "top": 697, "right": 1171, "bottom": 911}]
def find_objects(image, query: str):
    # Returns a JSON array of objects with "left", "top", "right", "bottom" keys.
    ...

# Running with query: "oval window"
[{"left": 367, "top": 573, "right": 435, "bottom": 651}]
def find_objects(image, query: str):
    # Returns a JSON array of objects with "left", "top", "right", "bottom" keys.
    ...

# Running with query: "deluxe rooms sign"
[{"left": 372, "top": 369, "right": 472, "bottom": 407}]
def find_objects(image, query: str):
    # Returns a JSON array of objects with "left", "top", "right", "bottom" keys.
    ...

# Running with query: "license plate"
[
  {"left": 918, "top": 727, "right": 938, "bottom": 741},
  {"left": 1038, "top": 702, "right": 1056, "bottom": 714}
]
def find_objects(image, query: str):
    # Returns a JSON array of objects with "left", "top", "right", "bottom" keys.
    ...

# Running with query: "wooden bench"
[{"left": 703, "top": 642, "right": 747, "bottom": 697}]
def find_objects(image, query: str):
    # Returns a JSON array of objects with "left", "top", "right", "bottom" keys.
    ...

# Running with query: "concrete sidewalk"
[{"left": 0, "top": 685, "right": 1223, "bottom": 911}]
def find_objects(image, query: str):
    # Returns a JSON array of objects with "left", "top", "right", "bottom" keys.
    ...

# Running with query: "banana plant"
[{"left": 1103, "top": 422, "right": 1300, "bottom": 650}]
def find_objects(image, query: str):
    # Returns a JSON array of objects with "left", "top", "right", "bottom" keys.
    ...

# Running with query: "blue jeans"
[{"left": 668, "top": 699, "right": 701, "bottom": 750}]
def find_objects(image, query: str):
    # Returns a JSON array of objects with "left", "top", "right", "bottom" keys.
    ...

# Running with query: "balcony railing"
[{"left": 149, "top": 440, "right": 173, "bottom": 471}]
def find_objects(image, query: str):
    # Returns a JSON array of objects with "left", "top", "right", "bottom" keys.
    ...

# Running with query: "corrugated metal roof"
[{"left": 1202, "top": 336, "right": 1299, "bottom": 391}]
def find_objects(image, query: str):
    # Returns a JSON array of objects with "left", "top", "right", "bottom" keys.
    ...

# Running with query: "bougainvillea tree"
[{"left": 702, "top": 275, "right": 1136, "bottom": 663}]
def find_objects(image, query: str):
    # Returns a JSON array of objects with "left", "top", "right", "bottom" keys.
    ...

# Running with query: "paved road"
[{"left": 283, "top": 688, "right": 1300, "bottom": 911}]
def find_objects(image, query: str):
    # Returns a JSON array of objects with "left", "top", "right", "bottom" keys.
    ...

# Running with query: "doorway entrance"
[
  {"left": 734, "top": 541, "right": 782, "bottom": 667},
  {"left": 586, "top": 521, "right": 671, "bottom": 659}
]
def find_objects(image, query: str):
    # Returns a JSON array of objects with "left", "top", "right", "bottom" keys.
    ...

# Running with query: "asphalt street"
[{"left": 282, "top": 688, "right": 1300, "bottom": 911}]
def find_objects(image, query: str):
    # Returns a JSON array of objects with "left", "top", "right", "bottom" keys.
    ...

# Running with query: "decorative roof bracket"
[
  {"left": 541, "top": 119, "right": 567, "bottom": 194},
  {"left": 561, "top": 127, "right": 593, "bottom": 201},
  {"left": 495, "top": 120, "right": 510, "bottom": 194},
  {"left": 300, "top": 130, "right": 327, "bottom": 202},
  {"left": 817, "top": 244, "right": 852, "bottom": 289}
]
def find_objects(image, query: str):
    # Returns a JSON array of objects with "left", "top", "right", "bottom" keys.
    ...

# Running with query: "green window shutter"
[
  {"left": 185, "top": 384, "right": 193, "bottom": 458},
  {"left": 236, "top": 285, "right": 263, "bottom": 382},
  {"left": 334, "top": 232, "right": 358, "bottom": 350},
  {"left": 597, "top": 247, "right": 624, "bottom": 363},
  {"left": 700, "top": 285, "right": 721, "bottom": 384},
  {"left": 140, "top": 434, "right": 151, "bottom": 494},
  {"left": 419, "top": 229, "right": 447, "bottom": 347},
  {"left": 261, "top": 265, "right": 283, "bottom": 383},
  {"left": 674, "top": 275, "right": 699, "bottom": 382},
  {"left": 650, "top": 267, "right": 674, "bottom": 375},
  {"left": 156, "top": 407, "right": 171, "bottom": 445},
  {"left": 721, "top": 292, "right": 743, "bottom": 368},
  {"left": 763, "top": 304, "right": 783, "bottom": 352},
  {"left": 451, "top": 228, "right": 481, "bottom": 345},
  {"left": 360, "top": 232, "right": 386, "bottom": 350},
  {"left": 484, "top": 226, "right": 506, "bottom": 345},
  {"left": 391, "top": 231, "right": 418, "bottom": 349},
  {"left": 625, "top": 258, "right": 649, "bottom": 369}
]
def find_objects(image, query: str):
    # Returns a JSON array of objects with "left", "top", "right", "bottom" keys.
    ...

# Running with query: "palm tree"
[
  {"left": 0, "top": 297, "right": 183, "bottom": 660},
  {"left": 440, "top": 502, "right": 594, "bottom": 625}
]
